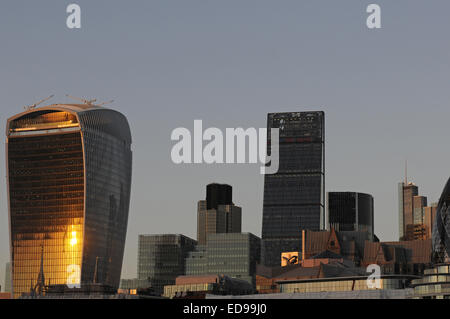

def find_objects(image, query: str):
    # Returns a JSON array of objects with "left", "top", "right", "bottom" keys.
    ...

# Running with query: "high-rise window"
[
  {"left": 6, "top": 105, "right": 132, "bottom": 298},
  {"left": 261, "top": 111, "right": 325, "bottom": 267}
]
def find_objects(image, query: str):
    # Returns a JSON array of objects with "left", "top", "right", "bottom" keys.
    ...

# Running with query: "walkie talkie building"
[
  {"left": 6, "top": 104, "right": 132, "bottom": 298},
  {"left": 261, "top": 111, "right": 325, "bottom": 267}
]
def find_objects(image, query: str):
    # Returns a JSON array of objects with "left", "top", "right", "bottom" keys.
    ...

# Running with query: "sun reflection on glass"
[{"left": 70, "top": 231, "right": 77, "bottom": 246}]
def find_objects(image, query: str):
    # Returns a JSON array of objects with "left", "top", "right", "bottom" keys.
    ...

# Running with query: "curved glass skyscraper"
[
  {"left": 432, "top": 178, "right": 450, "bottom": 263},
  {"left": 6, "top": 104, "right": 132, "bottom": 298},
  {"left": 327, "top": 192, "right": 374, "bottom": 240}
]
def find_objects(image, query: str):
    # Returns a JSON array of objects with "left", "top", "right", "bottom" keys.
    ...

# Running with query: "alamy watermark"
[
  {"left": 366, "top": 264, "right": 382, "bottom": 289},
  {"left": 64, "top": 3, "right": 381, "bottom": 30},
  {"left": 170, "top": 120, "right": 279, "bottom": 174},
  {"left": 66, "top": 264, "right": 81, "bottom": 288}
]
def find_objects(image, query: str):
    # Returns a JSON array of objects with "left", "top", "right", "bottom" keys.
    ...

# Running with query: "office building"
[
  {"left": 239, "top": 261, "right": 416, "bottom": 298},
  {"left": 163, "top": 275, "right": 253, "bottom": 299},
  {"left": 261, "top": 111, "right": 325, "bottom": 267},
  {"left": 411, "top": 264, "right": 450, "bottom": 299},
  {"left": 206, "top": 183, "right": 232, "bottom": 210},
  {"left": 302, "top": 228, "right": 372, "bottom": 265},
  {"left": 398, "top": 182, "right": 419, "bottom": 240},
  {"left": 327, "top": 192, "right": 374, "bottom": 240},
  {"left": 197, "top": 183, "right": 241, "bottom": 245},
  {"left": 432, "top": 177, "right": 450, "bottom": 263},
  {"left": 185, "top": 233, "right": 261, "bottom": 286},
  {"left": 6, "top": 103, "right": 132, "bottom": 298},
  {"left": 119, "top": 278, "right": 154, "bottom": 295},
  {"left": 277, "top": 273, "right": 416, "bottom": 295},
  {"left": 4, "top": 262, "right": 11, "bottom": 293},
  {"left": 137, "top": 234, "right": 197, "bottom": 295},
  {"left": 363, "top": 240, "right": 432, "bottom": 276},
  {"left": 399, "top": 181, "right": 436, "bottom": 241}
]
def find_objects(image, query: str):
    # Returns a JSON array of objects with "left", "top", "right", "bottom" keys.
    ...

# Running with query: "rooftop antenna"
[
  {"left": 65, "top": 94, "right": 97, "bottom": 106},
  {"left": 24, "top": 94, "right": 54, "bottom": 110},
  {"left": 405, "top": 159, "right": 408, "bottom": 185}
]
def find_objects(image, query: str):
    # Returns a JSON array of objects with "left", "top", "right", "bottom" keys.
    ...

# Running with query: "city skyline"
[{"left": 2, "top": 0, "right": 450, "bottom": 289}]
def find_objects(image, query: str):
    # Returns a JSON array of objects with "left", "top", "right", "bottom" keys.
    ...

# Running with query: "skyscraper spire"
[
  {"left": 35, "top": 243, "right": 45, "bottom": 295},
  {"left": 405, "top": 159, "right": 408, "bottom": 185}
]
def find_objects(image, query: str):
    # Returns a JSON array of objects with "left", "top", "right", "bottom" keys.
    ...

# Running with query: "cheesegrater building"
[
  {"left": 6, "top": 103, "right": 132, "bottom": 298},
  {"left": 261, "top": 111, "right": 325, "bottom": 267}
]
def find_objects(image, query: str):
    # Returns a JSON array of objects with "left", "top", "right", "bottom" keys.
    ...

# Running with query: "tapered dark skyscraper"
[
  {"left": 6, "top": 103, "right": 132, "bottom": 298},
  {"left": 261, "top": 111, "right": 325, "bottom": 267}
]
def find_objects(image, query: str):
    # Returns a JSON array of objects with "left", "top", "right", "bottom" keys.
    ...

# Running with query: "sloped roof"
[
  {"left": 256, "top": 264, "right": 300, "bottom": 279},
  {"left": 318, "top": 262, "right": 366, "bottom": 278},
  {"left": 311, "top": 250, "right": 343, "bottom": 259},
  {"left": 304, "top": 229, "right": 370, "bottom": 260},
  {"left": 275, "top": 266, "right": 321, "bottom": 280},
  {"left": 363, "top": 240, "right": 432, "bottom": 264},
  {"left": 382, "top": 240, "right": 432, "bottom": 264},
  {"left": 304, "top": 231, "right": 329, "bottom": 256}
]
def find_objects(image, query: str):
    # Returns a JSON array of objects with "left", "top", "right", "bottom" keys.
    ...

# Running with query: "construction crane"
[
  {"left": 65, "top": 94, "right": 114, "bottom": 107},
  {"left": 24, "top": 94, "right": 54, "bottom": 110},
  {"left": 65, "top": 94, "right": 97, "bottom": 106},
  {"left": 97, "top": 99, "right": 114, "bottom": 106}
]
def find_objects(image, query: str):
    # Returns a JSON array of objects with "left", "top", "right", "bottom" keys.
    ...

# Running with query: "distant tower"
[
  {"left": 206, "top": 183, "right": 232, "bottom": 210},
  {"left": 398, "top": 166, "right": 435, "bottom": 241},
  {"left": 197, "top": 183, "right": 242, "bottom": 245},
  {"left": 6, "top": 102, "right": 132, "bottom": 298},
  {"left": 327, "top": 192, "right": 374, "bottom": 240},
  {"left": 137, "top": 234, "right": 197, "bottom": 295},
  {"left": 261, "top": 111, "right": 325, "bottom": 267},
  {"left": 398, "top": 182, "right": 419, "bottom": 240}
]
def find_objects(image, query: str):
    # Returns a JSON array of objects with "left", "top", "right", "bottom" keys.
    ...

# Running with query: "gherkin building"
[{"left": 432, "top": 178, "right": 450, "bottom": 263}]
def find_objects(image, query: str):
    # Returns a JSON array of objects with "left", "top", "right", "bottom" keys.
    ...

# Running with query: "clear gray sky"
[{"left": 1, "top": 0, "right": 450, "bottom": 288}]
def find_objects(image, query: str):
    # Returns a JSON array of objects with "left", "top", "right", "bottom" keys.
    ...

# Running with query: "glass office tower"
[
  {"left": 206, "top": 183, "right": 232, "bottom": 210},
  {"left": 197, "top": 183, "right": 242, "bottom": 245},
  {"left": 137, "top": 234, "right": 197, "bottom": 295},
  {"left": 398, "top": 182, "right": 419, "bottom": 240},
  {"left": 432, "top": 177, "right": 450, "bottom": 263},
  {"left": 261, "top": 111, "right": 325, "bottom": 267},
  {"left": 327, "top": 192, "right": 374, "bottom": 240},
  {"left": 6, "top": 104, "right": 132, "bottom": 298},
  {"left": 185, "top": 233, "right": 261, "bottom": 286}
]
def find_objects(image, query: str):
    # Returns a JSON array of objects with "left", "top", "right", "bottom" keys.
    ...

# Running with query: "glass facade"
[
  {"left": 432, "top": 178, "right": 450, "bottom": 263},
  {"left": 163, "top": 275, "right": 254, "bottom": 298},
  {"left": 328, "top": 192, "right": 374, "bottom": 240},
  {"left": 412, "top": 264, "right": 450, "bottom": 299},
  {"left": 261, "top": 112, "right": 325, "bottom": 267},
  {"left": 6, "top": 105, "right": 132, "bottom": 298},
  {"left": 185, "top": 233, "right": 261, "bottom": 285},
  {"left": 197, "top": 203, "right": 242, "bottom": 245},
  {"left": 279, "top": 277, "right": 408, "bottom": 294},
  {"left": 197, "top": 184, "right": 242, "bottom": 245},
  {"left": 206, "top": 183, "right": 232, "bottom": 210},
  {"left": 137, "top": 234, "right": 197, "bottom": 295},
  {"left": 398, "top": 182, "right": 419, "bottom": 240}
]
